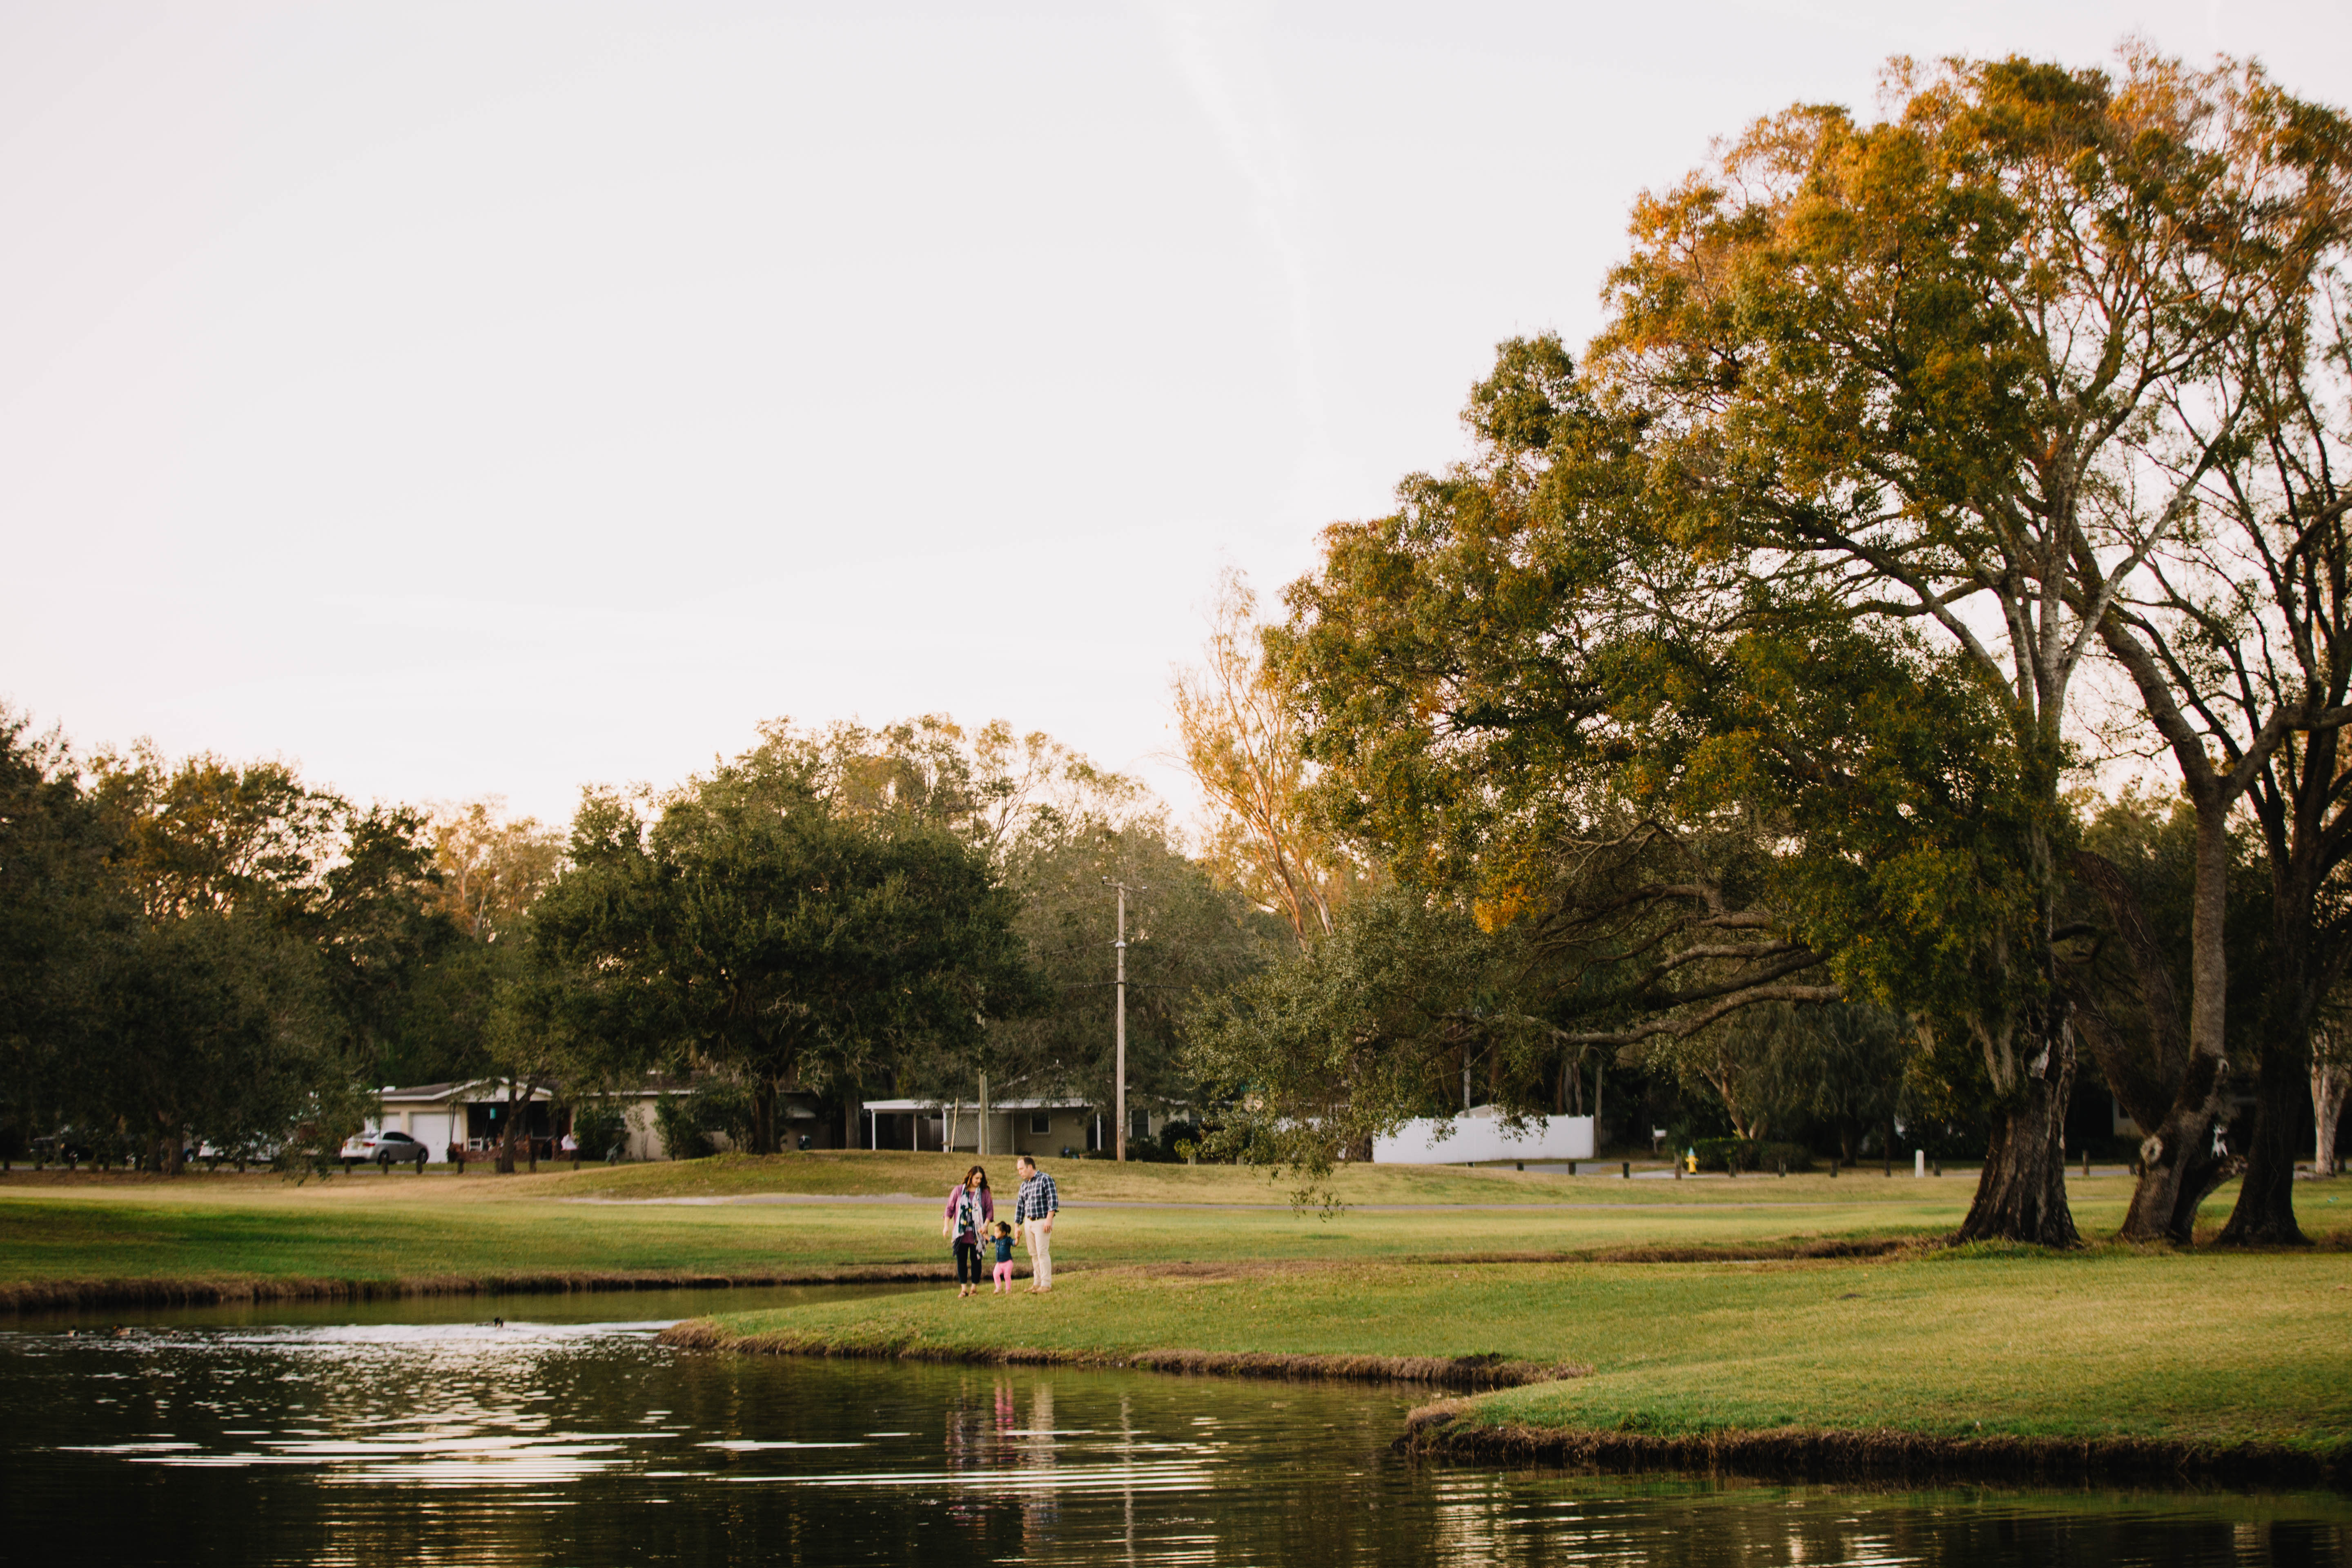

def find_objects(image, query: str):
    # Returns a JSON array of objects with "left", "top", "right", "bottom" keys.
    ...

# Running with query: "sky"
[{"left": 5, "top": 0, "right": 2349, "bottom": 833}]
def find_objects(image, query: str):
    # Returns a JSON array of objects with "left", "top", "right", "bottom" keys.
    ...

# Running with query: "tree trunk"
[
  {"left": 2218, "top": 821, "right": 2333, "bottom": 1244},
  {"left": 1954, "top": 1031, "right": 2080, "bottom": 1247},
  {"left": 2314, "top": 1057, "right": 2345, "bottom": 1179},
  {"left": 497, "top": 1084, "right": 531, "bottom": 1175},
  {"left": 752, "top": 1077, "right": 777, "bottom": 1156},
  {"left": 2118, "top": 804, "right": 2232, "bottom": 1244},
  {"left": 2216, "top": 1041, "right": 2311, "bottom": 1246}
]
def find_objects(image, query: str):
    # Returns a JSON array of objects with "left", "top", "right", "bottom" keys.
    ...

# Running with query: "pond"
[{"left": 2, "top": 1290, "right": 2345, "bottom": 1566}]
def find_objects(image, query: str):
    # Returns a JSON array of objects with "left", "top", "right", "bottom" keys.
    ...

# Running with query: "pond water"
[{"left": 2, "top": 1291, "right": 2345, "bottom": 1566}]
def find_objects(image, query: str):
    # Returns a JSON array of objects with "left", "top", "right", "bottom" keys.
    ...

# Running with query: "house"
[
  {"left": 368, "top": 1077, "right": 674, "bottom": 1162},
  {"left": 860, "top": 1096, "right": 1167, "bottom": 1158},
  {"left": 365, "top": 1074, "right": 852, "bottom": 1162}
]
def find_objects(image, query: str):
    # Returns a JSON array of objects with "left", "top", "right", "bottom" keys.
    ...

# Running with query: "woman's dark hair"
[{"left": 964, "top": 1165, "right": 989, "bottom": 1189}]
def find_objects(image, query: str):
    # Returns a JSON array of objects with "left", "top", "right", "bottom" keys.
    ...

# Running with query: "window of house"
[
  {"left": 1131, "top": 1107, "right": 1150, "bottom": 1140},
  {"left": 1029, "top": 1111, "right": 1051, "bottom": 1135}
]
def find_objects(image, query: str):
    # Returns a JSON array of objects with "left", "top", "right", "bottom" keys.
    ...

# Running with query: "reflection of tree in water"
[
  {"left": 15, "top": 1343, "right": 2340, "bottom": 1566},
  {"left": 1426, "top": 1477, "right": 2338, "bottom": 1568},
  {"left": 1021, "top": 1379, "right": 1060, "bottom": 1539}
]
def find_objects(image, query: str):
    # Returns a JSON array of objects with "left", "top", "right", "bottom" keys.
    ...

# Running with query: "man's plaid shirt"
[{"left": 1014, "top": 1169, "right": 1059, "bottom": 1224}]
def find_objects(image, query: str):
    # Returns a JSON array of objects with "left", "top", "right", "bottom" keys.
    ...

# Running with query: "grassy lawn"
[
  {"left": 0, "top": 1152, "right": 2339, "bottom": 1296},
  {"left": 7, "top": 1153, "right": 2345, "bottom": 1465},
  {"left": 552, "top": 1148, "right": 1966, "bottom": 1205},
  {"left": 0, "top": 1175, "right": 2000, "bottom": 1291},
  {"left": 685, "top": 1247, "right": 2352, "bottom": 1454}
]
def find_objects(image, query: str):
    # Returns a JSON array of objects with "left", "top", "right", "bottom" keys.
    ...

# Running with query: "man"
[{"left": 1013, "top": 1154, "right": 1058, "bottom": 1292}]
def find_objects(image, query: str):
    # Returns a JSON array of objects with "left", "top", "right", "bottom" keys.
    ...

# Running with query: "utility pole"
[{"left": 1102, "top": 879, "right": 1146, "bottom": 1161}]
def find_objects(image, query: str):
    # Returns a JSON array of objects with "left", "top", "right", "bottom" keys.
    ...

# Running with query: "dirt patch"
[
  {"left": 657, "top": 1318, "right": 1587, "bottom": 1390},
  {"left": 1399, "top": 1408, "right": 2350, "bottom": 1488}
]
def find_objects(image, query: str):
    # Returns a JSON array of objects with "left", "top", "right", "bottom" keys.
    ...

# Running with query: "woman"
[{"left": 940, "top": 1165, "right": 993, "bottom": 1298}]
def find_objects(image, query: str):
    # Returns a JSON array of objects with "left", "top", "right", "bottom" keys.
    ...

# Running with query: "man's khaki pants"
[{"left": 1024, "top": 1218, "right": 1054, "bottom": 1288}]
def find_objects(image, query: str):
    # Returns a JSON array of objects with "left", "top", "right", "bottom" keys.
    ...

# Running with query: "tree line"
[
  {"left": 0, "top": 712, "right": 1282, "bottom": 1173},
  {"left": 1182, "top": 48, "right": 2352, "bottom": 1248}
]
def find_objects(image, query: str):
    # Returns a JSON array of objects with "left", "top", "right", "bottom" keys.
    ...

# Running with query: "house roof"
[{"left": 378, "top": 1073, "right": 699, "bottom": 1105}]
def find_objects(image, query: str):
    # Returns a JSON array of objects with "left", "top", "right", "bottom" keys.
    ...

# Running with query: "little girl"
[{"left": 989, "top": 1221, "right": 1016, "bottom": 1293}]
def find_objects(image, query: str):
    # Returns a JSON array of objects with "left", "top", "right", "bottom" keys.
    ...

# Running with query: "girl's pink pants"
[{"left": 992, "top": 1261, "right": 1014, "bottom": 1289}]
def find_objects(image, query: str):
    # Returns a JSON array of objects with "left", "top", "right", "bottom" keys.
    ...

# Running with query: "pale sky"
[{"left": 5, "top": 1, "right": 2348, "bottom": 832}]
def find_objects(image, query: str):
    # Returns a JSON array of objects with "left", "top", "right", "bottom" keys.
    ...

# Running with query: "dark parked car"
[{"left": 31, "top": 1130, "right": 94, "bottom": 1166}]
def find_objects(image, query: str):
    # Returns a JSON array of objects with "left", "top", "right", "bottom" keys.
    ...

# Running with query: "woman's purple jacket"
[{"left": 943, "top": 1183, "right": 994, "bottom": 1238}]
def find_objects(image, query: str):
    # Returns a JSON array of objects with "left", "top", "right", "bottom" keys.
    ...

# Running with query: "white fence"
[{"left": 1372, "top": 1108, "right": 1595, "bottom": 1164}]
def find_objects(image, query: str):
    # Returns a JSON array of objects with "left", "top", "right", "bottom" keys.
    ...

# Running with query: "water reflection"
[{"left": 2, "top": 1307, "right": 2347, "bottom": 1567}]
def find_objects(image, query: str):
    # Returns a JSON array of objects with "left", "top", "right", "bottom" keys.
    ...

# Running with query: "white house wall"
[
  {"left": 1374, "top": 1111, "right": 1595, "bottom": 1164},
  {"left": 624, "top": 1100, "right": 666, "bottom": 1162}
]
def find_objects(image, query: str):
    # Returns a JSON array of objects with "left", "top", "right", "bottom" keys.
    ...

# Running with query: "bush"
[
  {"left": 653, "top": 1094, "right": 711, "bottom": 1160},
  {"left": 687, "top": 1076, "right": 759, "bottom": 1151},
  {"left": 1692, "top": 1137, "right": 1815, "bottom": 1174},
  {"left": 570, "top": 1102, "right": 627, "bottom": 1162},
  {"left": 1152, "top": 1114, "right": 1204, "bottom": 1166},
  {"left": 653, "top": 1077, "right": 768, "bottom": 1159}
]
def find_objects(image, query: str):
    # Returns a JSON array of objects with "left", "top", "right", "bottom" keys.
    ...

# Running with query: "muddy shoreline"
[
  {"left": 654, "top": 1317, "right": 1584, "bottom": 1389},
  {"left": 1399, "top": 1405, "right": 2352, "bottom": 1489}
]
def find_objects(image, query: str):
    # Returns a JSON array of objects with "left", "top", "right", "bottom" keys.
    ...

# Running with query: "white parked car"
[{"left": 340, "top": 1130, "right": 430, "bottom": 1170}]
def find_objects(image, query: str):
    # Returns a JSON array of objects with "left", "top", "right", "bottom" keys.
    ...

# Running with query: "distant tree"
[
  {"left": 978, "top": 813, "right": 1279, "bottom": 1126},
  {"left": 364, "top": 800, "right": 567, "bottom": 1092},
  {"left": 1173, "top": 569, "right": 1364, "bottom": 946},
  {"left": 1186, "top": 889, "right": 1551, "bottom": 1184},
  {"left": 426, "top": 800, "right": 563, "bottom": 942},
  {"left": 87, "top": 744, "right": 342, "bottom": 921},
  {"left": 82, "top": 904, "right": 351, "bottom": 1174},
  {"left": 533, "top": 736, "right": 1042, "bottom": 1154},
  {"left": 0, "top": 712, "right": 117, "bottom": 1163},
  {"left": 2, "top": 727, "right": 371, "bottom": 1171},
  {"left": 1634, "top": 1000, "right": 1909, "bottom": 1155}
]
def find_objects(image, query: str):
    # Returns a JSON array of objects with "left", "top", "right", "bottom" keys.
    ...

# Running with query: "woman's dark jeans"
[{"left": 954, "top": 1238, "right": 984, "bottom": 1285}]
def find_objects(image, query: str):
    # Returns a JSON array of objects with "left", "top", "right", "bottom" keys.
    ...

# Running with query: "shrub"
[
  {"left": 1692, "top": 1137, "right": 1815, "bottom": 1174},
  {"left": 653, "top": 1094, "right": 711, "bottom": 1160},
  {"left": 570, "top": 1102, "right": 627, "bottom": 1161}
]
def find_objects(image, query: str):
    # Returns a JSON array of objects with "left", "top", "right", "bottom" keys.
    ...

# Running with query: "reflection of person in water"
[{"left": 1022, "top": 1381, "right": 1060, "bottom": 1536}]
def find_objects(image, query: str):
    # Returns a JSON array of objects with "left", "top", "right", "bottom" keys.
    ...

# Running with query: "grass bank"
[
  {"left": 1, "top": 1154, "right": 2336, "bottom": 1313},
  {"left": 666, "top": 1247, "right": 2352, "bottom": 1485}
]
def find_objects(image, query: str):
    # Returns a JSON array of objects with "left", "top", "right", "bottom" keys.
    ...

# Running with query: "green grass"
[
  {"left": 0, "top": 1154, "right": 2336, "bottom": 1296},
  {"left": 556, "top": 1148, "right": 1979, "bottom": 1205},
  {"left": 689, "top": 1248, "right": 2352, "bottom": 1453},
  {"left": 8, "top": 1155, "right": 2346, "bottom": 1462},
  {"left": 0, "top": 1178, "right": 1988, "bottom": 1290}
]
